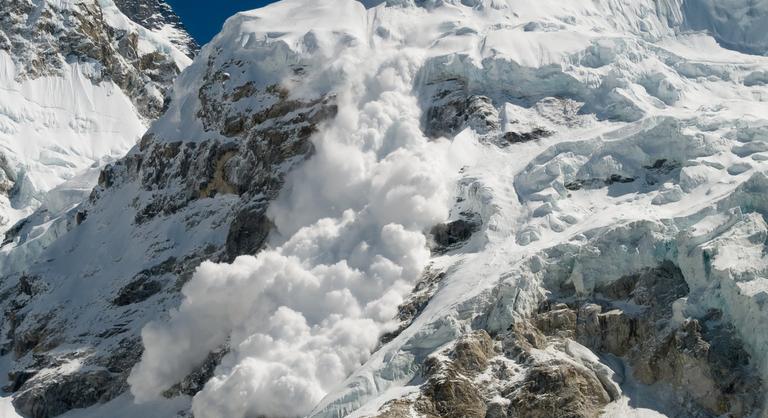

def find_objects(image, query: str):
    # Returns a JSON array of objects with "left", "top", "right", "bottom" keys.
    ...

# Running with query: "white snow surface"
[
  {"left": 0, "top": 50, "right": 143, "bottom": 233},
  {"left": 112, "top": 0, "right": 768, "bottom": 417}
]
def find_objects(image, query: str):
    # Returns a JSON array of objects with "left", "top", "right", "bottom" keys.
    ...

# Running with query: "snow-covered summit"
[{"left": 4, "top": 0, "right": 768, "bottom": 417}]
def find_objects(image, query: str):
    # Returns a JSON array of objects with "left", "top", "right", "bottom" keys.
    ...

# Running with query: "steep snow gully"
[{"left": 5, "top": 0, "right": 768, "bottom": 417}]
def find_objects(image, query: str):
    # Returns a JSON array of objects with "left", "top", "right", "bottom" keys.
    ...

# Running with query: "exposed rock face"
[
  {"left": 0, "top": 156, "right": 13, "bottom": 194},
  {"left": 13, "top": 370, "right": 119, "bottom": 418},
  {"left": 95, "top": 81, "right": 336, "bottom": 248},
  {"left": 163, "top": 346, "right": 229, "bottom": 398},
  {"left": 0, "top": 157, "right": 15, "bottom": 220},
  {"left": 502, "top": 128, "right": 553, "bottom": 145},
  {"left": 527, "top": 263, "right": 762, "bottom": 418},
  {"left": 535, "top": 263, "right": 762, "bottom": 417},
  {"left": 419, "top": 360, "right": 488, "bottom": 418},
  {"left": 367, "top": 261, "right": 763, "bottom": 418},
  {"left": 371, "top": 331, "right": 496, "bottom": 418},
  {"left": 422, "top": 77, "right": 500, "bottom": 139},
  {"left": 373, "top": 328, "right": 614, "bottom": 418},
  {"left": 564, "top": 174, "right": 636, "bottom": 191},
  {"left": 430, "top": 218, "right": 479, "bottom": 252},
  {"left": 380, "top": 268, "right": 447, "bottom": 345},
  {"left": 506, "top": 361, "right": 612, "bottom": 418}
]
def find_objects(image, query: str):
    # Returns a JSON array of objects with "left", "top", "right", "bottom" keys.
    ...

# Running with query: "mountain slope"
[
  {"left": 4, "top": 0, "right": 768, "bottom": 417},
  {"left": 0, "top": 0, "right": 192, "bottom": 415},
  {"left": 0, "top": 0, "right": 192, "bottom": 243}
]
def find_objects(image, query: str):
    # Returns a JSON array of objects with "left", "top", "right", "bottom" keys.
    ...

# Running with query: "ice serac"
[
  {"left": 683, "top": 0, "right": 768, "bottom": 55},
  {"left": 5, "top": 0, "right": 768, "bottom": 417}
]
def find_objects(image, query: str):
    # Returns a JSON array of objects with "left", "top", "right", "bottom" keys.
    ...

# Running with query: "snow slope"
[
  {"left": 0, "top": 2, "right": 191, "bottom": 414},
  {"left": 0, "top": 50, "right": 144, "bottom": 234},
  {"left": 4, "top": 0, "right": 768, "bottom": 417}
]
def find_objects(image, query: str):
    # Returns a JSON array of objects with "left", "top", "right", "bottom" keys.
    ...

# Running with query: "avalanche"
[
  {"left": 3, "top": 0, "right": 768, "bottom": 417},
  {"left": 128, "top": 2, "right": 477, "bottom": 416},
  {"left": 124, "top": 0, "right": 768, "bottom": 417}
]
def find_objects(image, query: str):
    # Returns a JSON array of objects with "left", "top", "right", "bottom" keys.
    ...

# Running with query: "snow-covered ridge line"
[{"left": 111, "top": 0, "right": 199, "bottom": 58}]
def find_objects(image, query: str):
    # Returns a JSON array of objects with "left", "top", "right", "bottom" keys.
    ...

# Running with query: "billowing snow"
[{"left": 128, "top": 3, "right": 480, "bottom": 416}]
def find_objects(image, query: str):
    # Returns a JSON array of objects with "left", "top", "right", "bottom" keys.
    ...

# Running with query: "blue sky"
[{"left": 166, "top": 1, "right": 277, "bottom": 44}]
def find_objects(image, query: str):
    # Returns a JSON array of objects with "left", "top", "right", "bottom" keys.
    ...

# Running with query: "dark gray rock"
[
  {"left": 14, "top": 369, "right": 119, "bottom": 418},
  {"left": 534, "top": 263, "right": 762, "bottom": 417},
  {"left": 503, "top": 128, "right": 553, "bottom": 144},
  {"left": 380, "top": 269, "right": 447, "bottom": 345},
  {"left": 163, "top": 346, "right": 228, "bottom": 397},
  {"left": 422, "top": 77, "right": 500, "bottom": 139},
  {"left": 430, "top": 218, "right": 479, "bottom": 251},
  {"left": 113, "top": 278, "right": 162, "bottom": 306},
  {"left": 564, "top": 174, "right": 636, "bottom": 191},
  {"left": 225, "top": 206, "right": 272, "bottom": 261}
]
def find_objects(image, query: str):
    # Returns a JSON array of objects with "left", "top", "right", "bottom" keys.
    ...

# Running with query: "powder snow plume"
[{"left": 127, "top": 1, "right": 478, "bottom": 416}]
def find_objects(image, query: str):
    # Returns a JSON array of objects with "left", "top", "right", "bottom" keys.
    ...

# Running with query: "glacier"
[{"left": 3, "top": 0, "right": 768, "bottom": 417}]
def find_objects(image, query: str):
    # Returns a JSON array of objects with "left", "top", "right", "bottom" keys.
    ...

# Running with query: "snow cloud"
[{"left": 128, "top": 11, "right": 479, "bottom": 416}]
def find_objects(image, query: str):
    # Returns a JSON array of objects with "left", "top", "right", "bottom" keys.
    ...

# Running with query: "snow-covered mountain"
[
  {"left": 3, "top": 0, "right": 768, "bottom": 417},
  {"left": 111, "top": 0, "right": 198, "bottom": 57}
]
